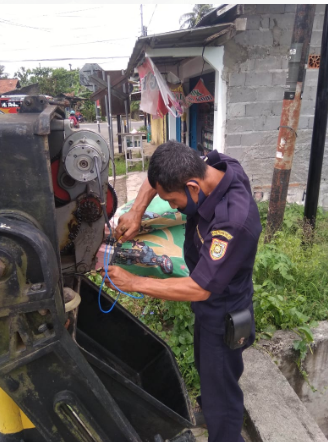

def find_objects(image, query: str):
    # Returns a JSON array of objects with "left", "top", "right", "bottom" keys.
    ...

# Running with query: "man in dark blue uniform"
[{"left": 105, "top": 141, "right": 262, "bottom": 442}]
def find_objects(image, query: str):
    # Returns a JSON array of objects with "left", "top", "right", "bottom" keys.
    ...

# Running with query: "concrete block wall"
[{"left": 223, "top": 4, "right": 328, "bottom": 208}]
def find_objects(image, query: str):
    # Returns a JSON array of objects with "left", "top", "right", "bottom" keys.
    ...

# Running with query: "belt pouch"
[{"left": 224, "top": 309, "right": 252, "bottom": 349}]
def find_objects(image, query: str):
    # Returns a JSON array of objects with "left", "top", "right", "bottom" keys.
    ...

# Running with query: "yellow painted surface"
[
  {"left": 20, "top": 409, "right": 35, "bottom": 429},
  {"left": 0, "top": 388, "right": 34, "bottom": 434},
  {"left": 150, "top": 115, "right": 166, "bottom": 145}
]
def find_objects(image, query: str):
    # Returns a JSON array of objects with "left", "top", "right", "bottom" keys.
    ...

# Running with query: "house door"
[
  {"left": 176, "top": 117, "right": 181, "bottom": 142},
  {"left": 189, "top": 104, "right": 197, "bottom": 150},
  {"left": 188, "top": 75, "right": 199, "bottom": 150}
]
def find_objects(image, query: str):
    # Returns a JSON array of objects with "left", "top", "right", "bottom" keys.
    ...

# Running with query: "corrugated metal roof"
[
  {"left": 196, "top": 4, "right": 237, "bottom": 28},
  {"left": 126, "top": 21, "right": 237, "bottom": 76}
]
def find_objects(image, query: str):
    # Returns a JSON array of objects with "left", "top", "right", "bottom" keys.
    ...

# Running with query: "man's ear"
[{"left": 186, "top": 181, "right": 200, "bottom": 195}]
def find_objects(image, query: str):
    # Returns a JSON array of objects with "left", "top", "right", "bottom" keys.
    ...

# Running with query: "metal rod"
[
  {"left": 107, "top": 74, "right": 115, "bottom": 160},
  {"left": 117, "top": 115, "right": 122, "bottom": 154},
  {"left": 123, "top": 82, "right": 130, "bottom": 133},
  {"left": 95, "top": 156, "right": 111, "bottom": 232},
  {"left": 102, "top": 71, "right": 112, "bottom": 157},
  {"left": 265, "top": 4, "right": 316, "bottom": 243},
  {"left": 91, "top": 66, "right": 101, "bottom": 133},
  {"left": 304, "top": 5, "right": 328, "bottom": 229}
]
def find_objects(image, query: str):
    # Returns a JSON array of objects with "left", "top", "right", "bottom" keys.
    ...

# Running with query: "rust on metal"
[
  {"left": 274, "top": 82, "right": 302, "bottom": 172},
  {"left": 308, "top": 54, "right": 321, "bottom": 69}
]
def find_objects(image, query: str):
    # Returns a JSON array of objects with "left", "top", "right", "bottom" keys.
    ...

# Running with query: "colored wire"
[{"left": 98, "top": 243, "right": 144, "bottom": 314}]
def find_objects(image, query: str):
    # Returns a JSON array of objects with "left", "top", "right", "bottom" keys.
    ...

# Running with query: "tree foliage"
[
  {"left": 179, "top": 4, "right": 213, "bottom": 29},
  {"left": 0, "top": 65, "right": 8, "bottom": 79},
  {"left": 13, "top": 66, "right": 97, "bottom": 121},
  {"left": 13, "top": 66, "right": 83, "bottom": 97},
  {"left": 130, "top": 100, "right": 140, "bottom": 120},
  {"left": 14, "top": 66, "right": 30, "bottom": 85}
]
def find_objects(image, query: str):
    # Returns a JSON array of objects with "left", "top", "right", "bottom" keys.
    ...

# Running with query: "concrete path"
[{"left": 126, "top": 171, "right": 148, "bottom": 201}]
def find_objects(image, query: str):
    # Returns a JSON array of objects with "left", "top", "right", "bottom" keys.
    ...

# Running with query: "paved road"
[{"left": 81, "top": 121, "right": 143, "bottom": 144}]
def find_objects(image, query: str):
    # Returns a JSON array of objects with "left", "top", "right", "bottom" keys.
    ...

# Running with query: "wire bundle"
[
  {"left": 98, "top": 242, "right": 144, "bottom": 314},
  {"left": 94, "top": 156, "right": 143, "bottom": 313}
]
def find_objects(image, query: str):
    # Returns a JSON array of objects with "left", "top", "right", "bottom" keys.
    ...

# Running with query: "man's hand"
[
  {"left": 101, "top": 266, "right": 137, "bottom": 292},
  {"left": 115, "top": 178, "right": 157, "bottom": 243},
  {"left": 115, "top": 210, "right": 142, "bottom": 243},
  {"left": 101, "top": 265, "right": 211, "bottom": 302}
]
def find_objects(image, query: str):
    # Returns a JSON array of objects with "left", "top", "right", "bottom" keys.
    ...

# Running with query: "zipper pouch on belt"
[{"left": 224, "top": 308, "right": 252, "bottom": 349}]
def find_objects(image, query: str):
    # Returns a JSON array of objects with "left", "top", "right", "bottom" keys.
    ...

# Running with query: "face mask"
[{"left": 178, "top": 180, "right": 207, "bottom": 216}]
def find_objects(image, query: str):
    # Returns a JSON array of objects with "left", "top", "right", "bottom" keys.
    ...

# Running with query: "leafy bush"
[{"left": 254, "top": 204, "right": 328, "bottom": 336}]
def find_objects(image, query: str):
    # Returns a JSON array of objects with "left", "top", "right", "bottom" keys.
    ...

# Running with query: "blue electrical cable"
[
  {"left": 98, "top": 242, "right": 144, "bottom": 314},
  {"left": 94, "top": 155, "right": 143, "bottom": 313}
]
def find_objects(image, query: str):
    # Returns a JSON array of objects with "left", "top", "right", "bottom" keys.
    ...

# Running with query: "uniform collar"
[{"left": 198, "top": 161, "right": 234, "bottom": 222}]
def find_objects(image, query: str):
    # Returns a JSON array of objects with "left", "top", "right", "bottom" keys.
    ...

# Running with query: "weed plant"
[{"left": 89, "top": 203, "right": 328, "bottom": 396}]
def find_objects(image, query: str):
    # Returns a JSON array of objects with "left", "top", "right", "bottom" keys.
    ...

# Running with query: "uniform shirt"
[{"left": 184, "top": 151, "right": 262, "bottom": 334}]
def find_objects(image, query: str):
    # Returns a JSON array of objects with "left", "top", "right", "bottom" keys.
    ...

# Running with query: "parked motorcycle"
[
  {"left": 69, "top": 111, "right": 79, "bottom": 128},
  {"left": 76, "top": 113, "right": 84, "bottom": 123}
]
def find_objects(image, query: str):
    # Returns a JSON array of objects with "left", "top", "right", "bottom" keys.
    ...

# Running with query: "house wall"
[
  {"left": 150, "top": 114, "right": 167, "bottom": 145},
  {"left": 223, "top": 4, "right": 327, "bottom": 208}
]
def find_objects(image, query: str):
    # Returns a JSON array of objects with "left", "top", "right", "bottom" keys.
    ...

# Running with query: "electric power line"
[
  {"left": 0, "top": 37, "right": 134, "bottom": 54},
  {"left": 40, "top": 6, "right": 103, "bottom": 17},
  {"left": 148, "top": 4, "right": 158, "bottom": 28},
  {"left": 1, "top": 56, "right": 130, "bottom": 63},
  {"left": 0, "top": 18, "right": 50, "bottom": 32}
]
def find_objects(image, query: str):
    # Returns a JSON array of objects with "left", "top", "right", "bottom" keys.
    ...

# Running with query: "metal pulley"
[{"left": 62, "top": 130, "right": 110, "bottom": 182}]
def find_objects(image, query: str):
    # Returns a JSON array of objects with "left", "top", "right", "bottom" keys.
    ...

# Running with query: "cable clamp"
[{"left": 278, "top": 125, "right": 297, "bottom": 137}]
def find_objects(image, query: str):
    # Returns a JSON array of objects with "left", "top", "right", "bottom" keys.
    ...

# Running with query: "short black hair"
[{"left": 148, "top": 140, "right": 207, "bottom": 192}]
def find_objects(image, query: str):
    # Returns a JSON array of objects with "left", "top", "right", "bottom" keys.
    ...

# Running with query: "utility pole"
[
  {"left": 265, "top": 4, "right": 316, "bottom": 243},
  {"left": 304, "top": 5, "right": 328, "bottom": 229},
  {"left": 140, "top": 4, "right": 147, "bottom": 36}
]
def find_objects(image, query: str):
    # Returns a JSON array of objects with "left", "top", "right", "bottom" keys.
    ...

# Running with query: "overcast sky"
[{"left": 0, "top": 2, "right": 198, "bottom": 77}]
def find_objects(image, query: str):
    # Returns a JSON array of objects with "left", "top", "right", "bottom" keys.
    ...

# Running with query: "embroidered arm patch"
[
  {"left": 211, "top": 230, "right": 233, "bottom": 240},
  {"left": 210, "top": 238, "right": 228, "bottom": 260}
]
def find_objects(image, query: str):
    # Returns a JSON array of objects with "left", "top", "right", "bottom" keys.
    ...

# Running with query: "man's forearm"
[{"left": 130, "top": 275, "right": 210, "bottom": 302}]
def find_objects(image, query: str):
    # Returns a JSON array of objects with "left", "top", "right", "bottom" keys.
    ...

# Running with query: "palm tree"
[{"left": 179, "top": 4, "right": 213, "bottom": 29}]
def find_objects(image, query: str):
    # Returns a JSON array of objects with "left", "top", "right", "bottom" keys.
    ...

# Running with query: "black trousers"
[{"left": 194, "top": 318, "right": 255, "bottom": 442}]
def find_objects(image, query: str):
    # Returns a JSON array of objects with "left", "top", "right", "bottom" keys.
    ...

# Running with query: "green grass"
[{"left": 108, "top": 156, "right": 149, "bottom": 177}]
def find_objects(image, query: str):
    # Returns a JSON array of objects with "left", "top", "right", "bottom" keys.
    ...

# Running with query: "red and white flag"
[{"left": 138, "top": 57, "right": 183, "bottom": 118}]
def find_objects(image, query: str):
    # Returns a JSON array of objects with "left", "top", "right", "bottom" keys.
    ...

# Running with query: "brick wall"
[{"left": 223, "top": 4, "right": 328, "bottom": 208}]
